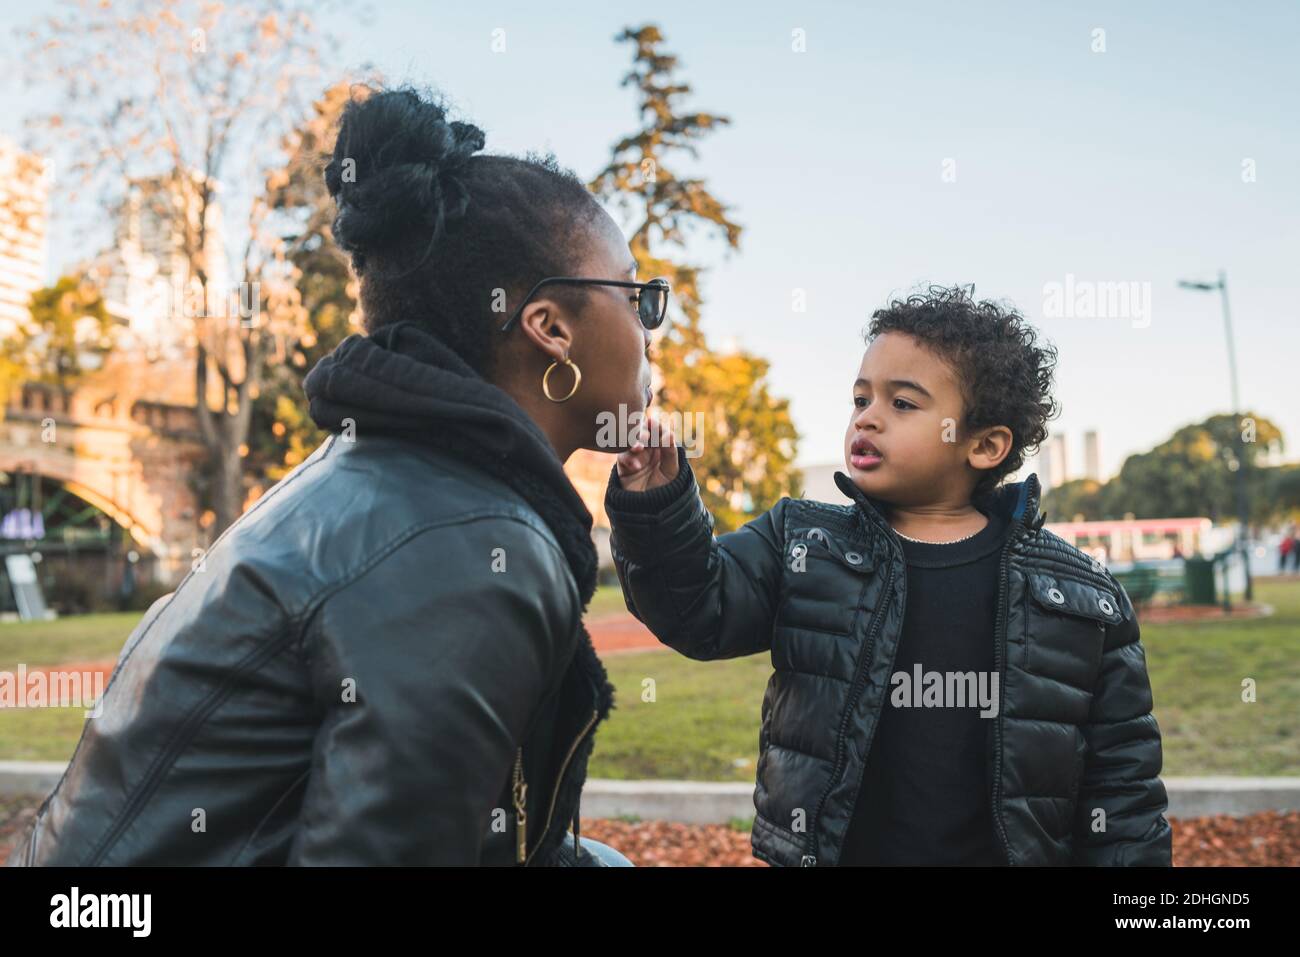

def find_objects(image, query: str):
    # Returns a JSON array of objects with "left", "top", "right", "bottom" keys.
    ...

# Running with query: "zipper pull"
[{"left": 512, "top": 747, "right": 528, "bottom": 864}]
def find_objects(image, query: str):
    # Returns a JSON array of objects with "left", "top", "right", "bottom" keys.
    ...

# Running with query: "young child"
[{"left": 604, "top": 285, "right": 1172, "bottom": 867}]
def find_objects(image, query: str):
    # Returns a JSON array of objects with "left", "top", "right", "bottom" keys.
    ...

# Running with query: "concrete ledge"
[
  {"left": 1162, "top": 776, "right": 1300, "bottom": 818},
  {"left": 0, "top": 760, "right": 65, "bottom": 797},
  {"left": 2, "top": 763, "right": 1297, "bottom": 822},
  {"left": 575, "top": 777, "right": 1300, "bottom": 823},
  {"left": 581, "top": 779, "right": 755, "bottom": 824}
]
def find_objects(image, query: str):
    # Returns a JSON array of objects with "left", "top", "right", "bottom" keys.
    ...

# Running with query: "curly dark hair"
[
  {"left": 324, "top": 85, "right": 602, "bottom": 376},
  {"left": 865, "top": 284, "right": 1060, "bottom": 501}
]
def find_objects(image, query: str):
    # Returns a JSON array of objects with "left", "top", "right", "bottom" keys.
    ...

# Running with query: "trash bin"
[{"left": 1183, "top": 556, "right": 1217, "bottom": 605}]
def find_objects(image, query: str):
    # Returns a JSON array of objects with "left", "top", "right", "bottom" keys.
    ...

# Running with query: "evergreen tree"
[{"left": 592, "top": 25, "right": 800, "bottom": 530}]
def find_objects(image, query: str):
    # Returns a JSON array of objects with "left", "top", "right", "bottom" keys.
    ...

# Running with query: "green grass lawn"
[
  {"left": 587, "top": 577, "right": 1300, "bottom": 780},
  {"left": 0, "top": 612, "right": 142, "bottom": 761},
  {"left": 586, "top": 583, "right": 630, "bottom": 620},
  {"left": 1137, "top": 578, "right": 1300, "bottom": 776},
  {"left": 0, "top": 589, "right": 632, "bottom": 761},
  {"left": 591, "top": 650, "right": 771, "bottom": 780},
  {"left": 0, "top": 612, "right": 142, "bottom": 671},
  {"left": 3, "top": 582, "right": 1298, "bottom": 776}
]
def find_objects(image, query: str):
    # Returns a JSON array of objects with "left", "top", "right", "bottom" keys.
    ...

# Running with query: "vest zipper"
[
  {"left": 802, "top": 560, "right": 897, "bottom": 866},
  {"left": 990, "top": 533, "right": 1016, "bottom": 865},
  {"left": 523, "top": 708, "right": 600, "bottom": 866}
]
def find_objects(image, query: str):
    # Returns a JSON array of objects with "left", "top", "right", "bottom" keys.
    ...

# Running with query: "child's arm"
[
  {"left": 604, "top": 425, "right": 786, "bottom": 661},
  {"left": 1071, "top": 578, "right": 1173, "bottom": 866}
]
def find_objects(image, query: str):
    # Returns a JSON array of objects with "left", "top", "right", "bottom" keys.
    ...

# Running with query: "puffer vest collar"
[{"left": 830, "top": 470, "right": 1047, "bottom": 543}]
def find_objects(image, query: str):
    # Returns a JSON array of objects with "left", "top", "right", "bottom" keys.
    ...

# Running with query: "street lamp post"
[{"left": 1178, "top": 270, "right": 1253, "bottom": 602}]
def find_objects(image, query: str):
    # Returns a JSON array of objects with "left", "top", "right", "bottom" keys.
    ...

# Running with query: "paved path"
[
  {"left": 585, "top": 613, "right": 662, "bottom": 655},
  {"left": 9, "top": 615, "right": 663, "bottom": 690}
]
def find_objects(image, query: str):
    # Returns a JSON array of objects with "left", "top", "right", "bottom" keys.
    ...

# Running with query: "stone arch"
[{"left": 0, "top": 437, "right": 163, "bottom": 556}]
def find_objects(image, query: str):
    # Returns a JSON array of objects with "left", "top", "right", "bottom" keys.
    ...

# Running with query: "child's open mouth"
[{"left": 850, "top": 436, "right": 884, "bottom": 470}]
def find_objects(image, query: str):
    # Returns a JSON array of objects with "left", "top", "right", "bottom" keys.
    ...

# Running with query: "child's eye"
[
  {"left": 893, "top": 398, "right": 916, "bottom": 410},
  {"left": 853, "top": 395, "right": 868, "bottom": 408}
]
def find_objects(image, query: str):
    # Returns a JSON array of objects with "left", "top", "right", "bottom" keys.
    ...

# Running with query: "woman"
[{"left": 8, "top": 86, "right": 664, "bottom": 866}]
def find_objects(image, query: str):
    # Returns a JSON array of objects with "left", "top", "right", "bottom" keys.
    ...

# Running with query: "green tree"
[
  {"left": 0, "top": 354, "right": 19, "bottom": 412},
  {"left": 1041, "top": 477, "right": 1105, "bottom": 523},
  {"left": 0, "top": 276, "right": 113, "bottom": 393},
  {"left": 591, "top": 25, "right": 800, "bottom": 531},
  {"left": 1043, "top": 413, "right": 1286, "bottom": 523},
  {"left": 1111, "top": 413, "right": 1282, "bottom": 522},
  {"left": 247, "top": 80, "right": 363, "bottom": 484},
  {"left": 1268, "top": 465, "right": 1300, "bottom": 515},
  {"left": 25, "top": 0, "right": 333, "bottom": 535}
]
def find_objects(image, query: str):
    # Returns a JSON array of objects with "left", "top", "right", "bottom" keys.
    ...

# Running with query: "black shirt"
[{"left": 840, "top": 506, "right": 1010, "bottom": 866}]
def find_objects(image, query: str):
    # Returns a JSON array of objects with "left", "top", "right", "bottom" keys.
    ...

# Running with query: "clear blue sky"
[{"left": 3, "top": 0, "right": 1297, "bottom": 476}]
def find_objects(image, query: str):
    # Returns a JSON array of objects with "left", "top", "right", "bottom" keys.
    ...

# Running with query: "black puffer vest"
[{"left": 606, "top": 446, "right": 1172, "bottom": 867}]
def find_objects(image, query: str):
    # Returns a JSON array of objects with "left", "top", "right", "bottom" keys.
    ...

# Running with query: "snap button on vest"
[{"left": 1048, "top": 587, "right": 1065, "bottom": 603}]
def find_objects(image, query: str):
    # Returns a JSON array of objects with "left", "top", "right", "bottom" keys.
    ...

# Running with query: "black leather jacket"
[
  {"left": 9, "top": 433, "right": 608, "bottom": 866},
  {"left": 606, "top": 447, "right": 1173, "bottom": 866}
]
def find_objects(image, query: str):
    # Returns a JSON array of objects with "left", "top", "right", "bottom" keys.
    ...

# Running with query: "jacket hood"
[
  {"left": 303, "top": 320, "right": 594, "bottom": 539},
  {"left": 832, "top": 470, "right": 1045, "bottom": 535}
]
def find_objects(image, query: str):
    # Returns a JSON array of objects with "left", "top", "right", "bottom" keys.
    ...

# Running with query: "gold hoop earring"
[{"left": 542, "top": 356, "right": 582, "bottom": 403}]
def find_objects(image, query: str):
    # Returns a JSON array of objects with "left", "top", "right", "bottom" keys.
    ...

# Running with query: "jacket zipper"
[
  {"left": 522, "top": 708, "right": 600, "bottom": 866},
  {"left": 990, "top": 534, "right": 1016, "bottom": 865},
  {"left": 512, "top": 748, "right": 528, "bottom": 864},
  {"left": 802, "top": 561, "right": 897, "bottom": 866}
]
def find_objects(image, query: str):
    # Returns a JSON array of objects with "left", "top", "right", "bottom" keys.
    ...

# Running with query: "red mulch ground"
[
  {"left": 0, "top": 795, "right": 39, "bottom": 864},
  {"left": 1168, "top": 810, "right": 1300, "bottom": 866},
  {"left": 1, "top": 792, "right": 1294, "bottom": 866},
  {"left": 579, "top": 812, "right": 1300, "bottom": 866},
  {"left": 578, "top": 818, "right": 768, "bottom": 867}
]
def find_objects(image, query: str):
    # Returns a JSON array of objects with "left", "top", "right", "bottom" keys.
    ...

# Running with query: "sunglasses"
[{"left": 498, "top": 276, "right": 671, "bottom": 333}]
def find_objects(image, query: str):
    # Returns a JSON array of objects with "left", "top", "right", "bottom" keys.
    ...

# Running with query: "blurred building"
[
  {"left": 1039, "top": 433, "right": 1070, "bottom": 490},
  {"left": 1083, "top": 429, "right": 1102, "bottom": 481},
  {"left": 0, "top": 139, "right": 51, "bottom": 340},
  {"left": 1034, "top": 430, "right": 1108, "bottom": 490},
  {"left": 564, "top": 449, "right": 619, "bottom": 573},
  {"left": 78, "top": 171, "right": 229, "bottom": 358},
  {"left": 797, "top": 462, "right": 852, "bottom": 504}
]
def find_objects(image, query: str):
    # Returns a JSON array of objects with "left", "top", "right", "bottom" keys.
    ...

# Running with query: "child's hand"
[{"left": 616, "top": 416, "right": 680, "bottom": 492}]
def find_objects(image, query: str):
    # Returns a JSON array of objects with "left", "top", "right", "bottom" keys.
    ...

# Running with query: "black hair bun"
[{"left": 324, "top": 87, "right": 486, "bottom": 256}]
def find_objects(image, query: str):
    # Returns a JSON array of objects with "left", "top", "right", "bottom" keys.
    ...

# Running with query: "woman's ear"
[
  {"left": 968, "top": 425, "right": 1014, "bottom": 471},
  {"left": 517, "top": 298, "right": 575, "bottom": 362}
]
